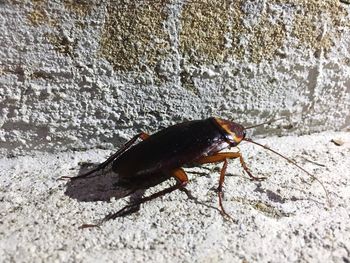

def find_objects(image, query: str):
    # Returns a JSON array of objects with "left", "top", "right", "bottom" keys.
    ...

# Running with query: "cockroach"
[{"left": 63, "top": 117, "right": 329, "bottom": 227}]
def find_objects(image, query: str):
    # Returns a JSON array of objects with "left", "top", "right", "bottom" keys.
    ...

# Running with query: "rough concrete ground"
[{"left": 0, "top": 131, "right": 349, "bottom": 262}]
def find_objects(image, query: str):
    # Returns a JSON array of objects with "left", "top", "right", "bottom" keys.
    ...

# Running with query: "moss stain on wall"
[
  {"left": 27, "top": 0, "right": 57, "bottom": 26},
  {"left": 25, "top": 0, "right": 348, "bottom": 76},
  {"left": 27, "top": 0, "right": 97, "bottom": 58},
  {"left": 99, "top": 0, "right": 171, "bottom": 73},
  {"left": 288, "top": 0, "right": 348, "bottom": 54},
  {"left": 180, "top": 0, "right": 286, "bottom": 65},
  {"left": 63, "top": 0, "right": 94, "bottom": 17},
  {"left": 46, "top": 33, "right": 77, "bottom": 57},
  {"left": 27, "top": 8, "right": 49, "bottom": 26},
  {"left": 180, "top": 0, "right": 348, "bottom": 65},
  {"left": 180, "top": 0, "right": 231, "bottom": 65}
]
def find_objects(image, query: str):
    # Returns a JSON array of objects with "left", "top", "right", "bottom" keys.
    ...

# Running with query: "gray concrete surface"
[
  {"left": 1, "top": 1, "right": 350, "bottom": 156},
  {"left": 1, "top": 131, "right": 349, "bottom": 262}
]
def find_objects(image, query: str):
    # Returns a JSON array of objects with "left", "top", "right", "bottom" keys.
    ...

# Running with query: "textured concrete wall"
[{"left": 1, "top": 0, "right": 349, "bottom": 155}]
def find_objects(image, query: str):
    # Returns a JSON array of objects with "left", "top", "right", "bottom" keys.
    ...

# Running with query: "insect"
[{"left": 64, "top": 117, "right": 329, "bottom": 227}]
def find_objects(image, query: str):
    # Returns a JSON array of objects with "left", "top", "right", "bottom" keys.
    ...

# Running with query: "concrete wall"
[{"left": 1, "top": 0, "right": 349, "bottom": 155}]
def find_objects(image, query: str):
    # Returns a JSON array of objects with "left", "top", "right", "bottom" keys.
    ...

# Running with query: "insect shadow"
[{"left": 64, "top": 162, "right": 219, "bottom": 221}]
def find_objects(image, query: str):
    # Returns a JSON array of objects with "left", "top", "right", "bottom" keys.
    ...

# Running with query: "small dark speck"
[
  {"left": 254, "top": 183, "right": 264, "bottom": 193},
  {"left": 266, "top": 190, "right": 285, "bottom": 204},
  {"left": 291, "top": 196, "right": 299, "bottom": 201},
  {"left": 343, "top": 257, "right": 350, "bottom": 263}
]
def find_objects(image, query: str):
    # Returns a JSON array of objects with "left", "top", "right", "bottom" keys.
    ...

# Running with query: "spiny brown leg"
[
  {"left": 171, "top": 167, "right": 192, "bottom": 198},
  {"left": 196, "top": 152, "right": 264, "bottom": 181},
  {"left": 195, "top": 151, "right": 265, "bottom": 220},
  {"left": 80, "top": 183, "right": 183, "bottom": 229},
  {"left": 195, "top": 152, "right": 241, "bottom": 164},
  {"left": 195, "top": 152, "right": 241, "bottom": 220},
  {"left": 59, "top": 132, "right": 150, "bottom": 181},
  {"left": 238, "top": 154, "right": 266, "bottom": 181},
  {"left": 171, "top": 168, "right": 189, "bottom": 186},
  {"left": 218, "top": 159, "right": 233, "bottom": 220},
  {"left": 80, "top": 183, "right": 184, "bottom": 229},
  {"left": 79, "top": 168, "right": 189, "bottom": 229}
]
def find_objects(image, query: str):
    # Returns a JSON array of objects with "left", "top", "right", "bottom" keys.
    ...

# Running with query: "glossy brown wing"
[{"left": 112, "top": 118, "right": 227, "bottom": 178}]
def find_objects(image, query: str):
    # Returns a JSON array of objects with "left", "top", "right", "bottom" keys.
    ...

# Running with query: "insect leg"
[
  {"left": 80, "top": 168, "right": 188, "bottom": 228},
  {"left": 170, "top": 167, "right": 194, "bottom": 197},
  {"left": 195, "top": 152, "right": 241, "bottom": 220},
  {"left": 80, "top": 183, "right": 182, "bottom": 229},
  {"left": 195, "top": 152, "right": 240, "bottom": 164},
  {"left": 171, "top": 167, "right": 189, "bottom": 186},
  {"left": 196, "top": 152, "right": 264, "bottom": 181},
  {"left": 195, "top": 152, "right": 265, "bottom": 219},
  {"left": 219, "top": 159, "right": 231, "bottom": 219},
  {"left": 237, "top": 152, "right": 266, "bottom": 181},
  {"left": 60, "top": 132, "right": 150, "bottom": 181}
]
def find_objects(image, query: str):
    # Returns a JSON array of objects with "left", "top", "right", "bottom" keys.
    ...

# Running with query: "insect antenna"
[
  {"left": 243, "top": 137, "right": 331, "bottom": 206},
  {"left": 244, "top": 117, "right": 286, "bottom": 130}
]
